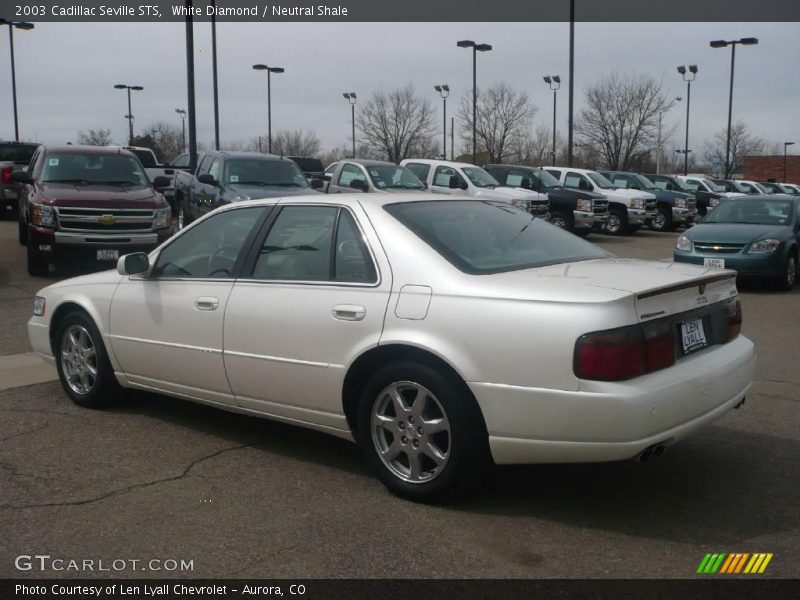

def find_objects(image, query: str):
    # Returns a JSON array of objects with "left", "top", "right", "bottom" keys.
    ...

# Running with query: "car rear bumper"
[{"left": 469, "top": 335, "right": 755, "bottom": 464}]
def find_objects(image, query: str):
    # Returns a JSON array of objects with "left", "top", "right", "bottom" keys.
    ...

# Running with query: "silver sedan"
[{"left": 28, "top": 194, "right": 755, "bottom": 501}]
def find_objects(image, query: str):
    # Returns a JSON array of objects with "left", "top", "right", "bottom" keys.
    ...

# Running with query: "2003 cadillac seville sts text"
[{"left": 27, "top": 194, "right": 756, "bottom": 501}]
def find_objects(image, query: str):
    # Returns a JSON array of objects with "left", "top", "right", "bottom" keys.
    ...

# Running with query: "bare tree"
[
  {"left": 356, "top": 84, "right": 437, "bottom": 162},
  {"left": 576, "top": 73, "right": 675, "bottom": 170},
  {"left": 131, "top": 122, "right": 184, "bottom": 163},
  {"left": 507, "top": 125, "right": 557, "bottom": 165},
  {"left": 702, "top": 121, "right": 769, "bottom": 177},
  {"left": 458, "top": 83, "right": 536, "bottom": 164},
  {"left": 272, "top": 129, "right": 322, "bottom": 157},
  {"left": 78, "top": 128, "right": 113, "bottom": 146}
]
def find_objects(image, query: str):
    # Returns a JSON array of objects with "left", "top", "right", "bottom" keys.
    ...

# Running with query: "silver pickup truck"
[{"left": 1, "top": 141, "right": 39, "bottom": 217}]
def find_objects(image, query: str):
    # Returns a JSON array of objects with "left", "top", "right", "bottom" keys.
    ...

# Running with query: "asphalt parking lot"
[{"left": 0, "top": 214, "right": 798, "bottom": 579}]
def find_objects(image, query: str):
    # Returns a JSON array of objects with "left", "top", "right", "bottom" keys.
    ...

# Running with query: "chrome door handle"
[
  {"left": 332, "top": 304, "right": 366, "bottom": 321},
  {"left": 195, "top": 296, "right": 219, "bottom": 311}
]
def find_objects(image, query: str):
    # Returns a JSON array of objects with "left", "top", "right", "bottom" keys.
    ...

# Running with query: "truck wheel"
[
  {"left": 775, "top": 251, "right": 798, "bottom": 291},
  {"left": 549, "top": 211, "right": 573, "bottom": 231},
  {"left": 26, "top": 241, "right": 48, "bottom": 276},
  {"left": 357, "top": 361, "right": 490, "bottom": 502},
  {"left": 650, "top": 206, "right": 673, "bottom": 232},
  {"left": 605, "top": 208, "right": 628, "bottom": 235}
]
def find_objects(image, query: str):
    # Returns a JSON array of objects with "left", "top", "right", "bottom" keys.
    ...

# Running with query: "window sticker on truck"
[
  {"left": 230, "top": 175, "right": 239, "bottom": 182},
  {"left": 49, "top": 158, "right": 59, "bottom": 166}
]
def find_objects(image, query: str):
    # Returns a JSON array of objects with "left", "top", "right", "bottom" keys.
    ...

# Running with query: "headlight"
[
  {"left": 630, "top": 198, "right": 645, "bottom": 209},
  {"left": 576, "top": 199, "right": 592, "bottom": 212},
  {"left": 709, "top": 197, "right": 720, "bottom": 208},
  {"left": 747, "top": 239, "right": 781, "bottom": 254},
  {"left": 153, "top": 207, "right": 171, "bottom": 230},
  {"left": 33, "top": 296, "right": 46, "bottom": 316},
  {"left": 674, "top": 198, "right": 687, "bottom": 208},
  {"left": 676, "top": 235, "right": 693, "bottom": 252},
  {"left": 31, "top": 204, "right": 54, "bottom": 227}
]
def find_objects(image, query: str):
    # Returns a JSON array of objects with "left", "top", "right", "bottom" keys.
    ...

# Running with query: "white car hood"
[
  {"left": 472, "top": 187, "right": 546, "bottom": 201},
  {"left": 607, "top": 188, "right": 656, "bottom": 200},
  {"left": 39, "top": 268, "right": 123, "bottom": 294}
]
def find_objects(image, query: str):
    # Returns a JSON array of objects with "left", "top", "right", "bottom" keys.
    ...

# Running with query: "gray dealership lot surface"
[{"left": 0, "top": 215, "right": 797, "bottom": 579}]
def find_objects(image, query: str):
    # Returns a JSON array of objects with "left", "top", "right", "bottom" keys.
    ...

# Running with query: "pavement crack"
[
  {"left": 0, "top": 442, "right": 254, "bottom": 510},
  {"left": 0, "top": 424, "right": 51, "bottom": 443}
]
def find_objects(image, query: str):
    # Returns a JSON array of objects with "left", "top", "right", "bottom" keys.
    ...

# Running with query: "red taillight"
[
  {"left": 728, "top": 300, "right": 742, "bottom": 340},
  {"left": 1, "top": 167, "right": 12, "bottom": 185},
  {"left": 575, "top": 322, "right": 676, "bottom": 381}
]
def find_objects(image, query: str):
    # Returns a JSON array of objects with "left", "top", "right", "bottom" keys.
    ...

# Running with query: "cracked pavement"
[{"left": 0, "top": 216, "right": 798, "bottom": 579}]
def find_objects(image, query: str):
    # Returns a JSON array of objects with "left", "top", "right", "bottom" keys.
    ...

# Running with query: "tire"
[
  {"left": 26, "top": 240, "right": 48, "bottom": 276},
  {"left": 18, "top": 214, "right": 28, "bottom": 246},
  {"left": 54, "top": 311, "right": 122, "bottom": 408},
  {"left": 356, "top": 361, "right": 490, "bottom": 502},
  {"left": 605, "top": 207, "right": 628, "bottom": 235},
  {"left": 775, "top": 251, "right": 798, "bottom": 291},
  {"left": 650, "top": 206, "right": 673, "bottom": 232},
  {"left": 574, "top": 228, "right": 591, "bottom": 238},
  {"left": 549, "top": 211, "right": 574, "bottom": 232}
]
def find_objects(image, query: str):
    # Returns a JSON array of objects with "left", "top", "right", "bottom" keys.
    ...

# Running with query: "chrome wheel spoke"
[
  {"left": 423, "top": 416, "right": 449, "bottom": 436},
  {"left": 60, "top": 324, "right": 98, "bottom": 396},
  {"left": 423, "top": 440, "right": 447, "bottom": 466},
  {"left": 407, "top": 451, "right": 422, "bottom": 480},
  {"left": 380, "top": 438, "right": 403, "bottom": 462}
]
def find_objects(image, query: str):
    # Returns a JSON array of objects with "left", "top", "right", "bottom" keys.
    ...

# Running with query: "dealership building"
[{"left": 742, "top": 155, "right": 800, "bottom": 184}]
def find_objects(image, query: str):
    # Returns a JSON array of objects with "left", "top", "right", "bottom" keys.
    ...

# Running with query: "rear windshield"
[
  {"left": 0, "top": 142, "right": 39, "bottom": 164},
  {"left": 385, "top": 200, "right": 611, "bottom": 274},
  {"left": 130, "top": 148, "right": 157, "bottom": 168}
]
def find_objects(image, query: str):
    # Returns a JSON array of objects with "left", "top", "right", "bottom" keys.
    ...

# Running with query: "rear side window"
[{"left": 405, "top": 162, "right": 431, "bottom": 182}]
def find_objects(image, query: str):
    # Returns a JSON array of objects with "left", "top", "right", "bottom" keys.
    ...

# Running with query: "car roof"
[
  {"left": 225, "top": 192, "right": 480, "bottom": 211},
  {"left": 401, "top": 158, "right": 477, "bottom": 168},
  {"left": 339, "top": 158, "right": 396, "bottom": 167},
  {"left": 44, "top": 145, "right": 136, "bottom": 156}
]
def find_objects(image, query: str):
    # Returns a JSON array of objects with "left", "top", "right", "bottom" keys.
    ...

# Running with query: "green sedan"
[{"left": 674, "top": 195, "right": 800, "bottom": 291}]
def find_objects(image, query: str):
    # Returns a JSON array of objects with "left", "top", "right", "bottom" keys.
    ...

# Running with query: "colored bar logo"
[{"left": 697, "top": 553, "right": 773, "bottom": 574}]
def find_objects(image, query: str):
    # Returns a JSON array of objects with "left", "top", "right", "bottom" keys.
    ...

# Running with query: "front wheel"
[
  {"left": 650, "top": 206, "right": 673, "bottom": 232},
  {"left": 549, "top": 211, "right": 574, "bottom": 232},
  {"left": 54, "top": 311, "right": 122, "bottom": 408},
  {"left": 605, "top": 208, "right": 628, "bottom": 235},
  {"left": 356, "top": 362, "right": 489, "bottom": 502},
  {"left": 775, "top": 252, "right": 798, "bottom": 291}
]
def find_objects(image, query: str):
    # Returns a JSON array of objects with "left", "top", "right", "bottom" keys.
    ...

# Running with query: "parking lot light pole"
[
  {"left": 210, "top": 0, "right": 220, "bottom": 150},
  {"left": 1, "top": 19, "right": 35, "bottom": 142},
  {"left": 114, "top": 84, "right": 144, "bottom": 146},
  {"left": 677, "top": 65, "right": 697, "bottom": 176},
  {"left": 656, "top": 96, "right": 682, "bottom": 175},
  {"left": 543, "top": 75, "right": 561, "bottom": 164},
  {"left": 252, "top": 64, "right": 284, "bottom": 154},
  {"left": 175, "top": 108, "right": 187, "bottom": 153},
  {"left": 343, "top": 92, "right": 357, "bottom": 158},
  {"left": 710, "top": 38, "right": 758, "bottom": 178},
  {"left": 785, "top": 142, "right": 795, "bottom": 181},
  {"left": 457, "top": 40, "right": 492, "bottom": 164},
  {"left": 434, "top": 85, "right": 449, "bottom": 160},
  {"left": 451, "top": 116, "right": 455, "bottom": 160}
]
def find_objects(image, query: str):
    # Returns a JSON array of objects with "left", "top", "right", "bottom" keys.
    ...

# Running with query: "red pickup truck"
[{"left": 14, "top": 145, "right": 173, "bottom": 276}]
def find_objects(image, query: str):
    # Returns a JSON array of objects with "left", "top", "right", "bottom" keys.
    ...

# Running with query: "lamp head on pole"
[
  {"left": 709, "top": 40, "right": 728, "bottom": 48},
  {"left": 456, "top": 40, "right": 475, "bottom": 48},
  {"left": 343, "top": 92, "right": 357, "bottom": 105}
]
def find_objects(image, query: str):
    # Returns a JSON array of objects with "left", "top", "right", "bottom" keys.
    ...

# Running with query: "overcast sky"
[{"left": 0, "top": 21, "right": 797, "bottom": 158}]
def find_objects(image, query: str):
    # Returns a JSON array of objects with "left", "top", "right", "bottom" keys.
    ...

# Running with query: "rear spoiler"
[{"left": 637, "top": 272, "right": 736, "bottom": 300}]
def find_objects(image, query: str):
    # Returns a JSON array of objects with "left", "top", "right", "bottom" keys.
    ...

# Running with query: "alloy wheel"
[
  {"left": 60, "top": 325, "right": 98, "bottom": 395},
  {"left": 606, "top": 213, "right": 622, "bottom": 234},
  {"left": 371, "top": 381, "right": 451, "bottom": 484},
  {"left": 550, "top": 215, "right": 567, "bottom": 229},
  {"left": 653, "top": 211, "right": 666, "bottom": 230}
]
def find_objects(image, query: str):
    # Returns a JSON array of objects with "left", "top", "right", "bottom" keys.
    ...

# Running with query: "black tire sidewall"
[
  {"left": 356, "top": 361, "right": 489, "bottom": 502},
  {"left": 54, "top": 311, "right": 120, "bottom": 408},
  {"left": 26, "top": 240, "right": 47, "bottom": 276}
]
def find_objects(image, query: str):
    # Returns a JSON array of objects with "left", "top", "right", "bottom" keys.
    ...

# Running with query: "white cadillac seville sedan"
[{"left": 28, "top": 194, "right": 756, "bottom": 501}]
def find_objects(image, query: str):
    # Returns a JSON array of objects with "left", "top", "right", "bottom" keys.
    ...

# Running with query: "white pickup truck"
[
  {"left": 400, "top": 159, "right": 550, "bottom": 218},
  {"left": 543, "top": 166, "right": 656, "bottom": 235},
  {"left": 110, "top": 146, "right": 177, "bottom": 211}
]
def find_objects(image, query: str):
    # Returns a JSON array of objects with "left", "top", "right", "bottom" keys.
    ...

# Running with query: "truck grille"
[
  {"left": 687, "top": 198, "right": 697, "bottom": 212},
  {"left": 55, "top": 207, "right": 155, "bottom": 233},
  {"left": 693, "top": 243, "right": 745, "bottom": 254},
  {"left": 645, "top": 199, "right": 657, "bottom": 214},
  {"left": 528, "top": 200, "right": 550, "bottom": 215},
  {"left": 593, "top": 199, "right": 609, "bottom": 214}
]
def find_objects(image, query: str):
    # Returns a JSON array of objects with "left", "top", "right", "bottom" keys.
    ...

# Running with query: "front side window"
[
  {"left": 433, "top": 166, "right": 463, "bottom": 187},
  {"left": 152, "top": 207, "right": 264, "bottom": 278},
  {"left": 366, "top": 165, "right": 425, "bottom": 190},
  {"left": 462, "top": 167, "right": 499, "bottom": 188},
  {"left": 172, "top": 153, "right": 190, "bottom": 168},
  {"left": 385, "top": 200, "right": 610, "bottom": 275},
  {"left": 251, "top": 206, "right": 376, "bottom": 283},
  {"left": 587, "top": 172, "right": 616, "bottom": 189},
  {"left": 197, "top": 155, "right": 214, "bottom": 176},
  {"left": 41, "top": 153, "right": 148, "bottom": 187},
  {"left": 207, "top": 158, "right": 222, "bottom": 183},
  {"left": 338, "top": 164, "right": 365, "bottom": 187},
  {"left": 564, "top": 172, "right": 591, "bottom": 190}
]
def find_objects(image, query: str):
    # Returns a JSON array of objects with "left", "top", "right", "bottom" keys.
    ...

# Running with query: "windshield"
[
  {"left": 366, "top": 165, "right": 426, "bottom": 190},
  {"left": 588, "top": 172, "right": 616, "bottom": 189},
  {"left": 703, "top": 179, "right": 726, "bottom": 192},
  {"left": 225, "top": 159, "right": 309, "bottom": 187},
  {"left": 533, "top": 168, "right": 561, "bottom": 188},
  {"left": 667, "top": 177, "right": 691, "bottom": 192},
  {"left": 703, "top": 198, "right": 795, "bottom": 226},
  {"left": 632, "top": 174, "right": 657, "bottom": 190},
  {"left": 0, "top": 142, "right": 38, "bottom": 164},
  {"left": 385, "top": 200, "right": 611, "bottom": 274},
  {"left": 462, "top": 167, "right": 500, "bottom": 188},
  {"left": 41, "top": 153, "right": 148, "bottom": 186}
]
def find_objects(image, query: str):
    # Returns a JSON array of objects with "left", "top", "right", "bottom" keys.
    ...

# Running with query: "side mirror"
[
  {"left": 117, "top": 252, "right": 150, "bottom": 276},
  {"left": 520, "top": 177, "right": 532, "bottom": 190},
  {"left": 310, "top": 178, "right": 324, "bottom": 190},
  {"left": 11, "top": 170, "right": 32, "bottom": 184},
  {"left": 322, "top": 174, "right": 332, "bottom": 181},
  {"left": 349, "top": 179, "right": 368, "bottom": 192},
  {"left": 666, "top": 183, "right": 674, "bottom": 191},
  {"left": 152, "top": 176, "right": 171, "bottom": 190},
  {"left": 579, "top": 180, "right": 592, "bottom": 191},
  {"left": 197, "top": 173, "right": 217, "bottom": 186},
  {"left": 448, "top": 175, "right": 461, "bottom": 189}
]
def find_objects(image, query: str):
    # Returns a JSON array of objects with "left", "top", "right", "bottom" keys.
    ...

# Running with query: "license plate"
[
  {"left": 681, "top": 319, "right": 707, "bottom": 353},
  {"left": 704, "top": 257, "right": 725, "bottom": 268},
  {"left": 97, "top": 249, "right": 119, "bottom": 261}
]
